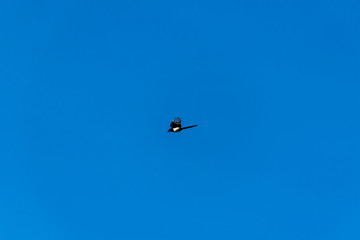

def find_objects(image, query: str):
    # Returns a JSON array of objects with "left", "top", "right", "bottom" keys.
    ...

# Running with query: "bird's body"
[
  {"left": 172, "top": 127, "right": 181, "bottom": 132},
  {"left": 168, "top": 117, "right": 198, "bottom": 132}
]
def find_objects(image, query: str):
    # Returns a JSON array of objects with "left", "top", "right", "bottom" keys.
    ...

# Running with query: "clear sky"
[{"left": 1, "top": 0, "right": 360, "bottom": 239}]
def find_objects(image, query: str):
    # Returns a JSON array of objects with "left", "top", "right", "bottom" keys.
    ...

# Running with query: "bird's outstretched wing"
[
  {"left": 181, "top": 125, "right": 198, "bottom": 130},
  {"left": 170, "top": 117, "right": 181, "bottom": 128}
]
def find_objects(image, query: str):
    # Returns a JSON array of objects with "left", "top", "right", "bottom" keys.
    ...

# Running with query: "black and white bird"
[{"left": 168, "top": 117, "right": 198, "bottom": 132}]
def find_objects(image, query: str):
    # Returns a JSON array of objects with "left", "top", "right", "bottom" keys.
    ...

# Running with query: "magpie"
[{"left": 168, "top": 117, "right": 198, "bottom": 132}]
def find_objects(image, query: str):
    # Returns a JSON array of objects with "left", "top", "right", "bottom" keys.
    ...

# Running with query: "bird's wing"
[
  {"left": 170, "top": 117, "right": 181, "bottom": 128},
  {"left": 181, "top": 125, "right": 198, "bottom": 130}
]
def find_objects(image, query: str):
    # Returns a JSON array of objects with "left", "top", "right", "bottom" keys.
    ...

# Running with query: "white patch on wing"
[{"left": 173, "top": 127, "right": 180, "bottom": 132}]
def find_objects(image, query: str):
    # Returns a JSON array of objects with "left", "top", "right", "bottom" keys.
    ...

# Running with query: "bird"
[{"left": 168, "top": 117, "right": 198, "bottom": 132}]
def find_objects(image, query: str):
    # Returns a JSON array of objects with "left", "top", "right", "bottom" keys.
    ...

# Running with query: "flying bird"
[{"left": 168, "top": 117, "right": 198, "bottom": 132}]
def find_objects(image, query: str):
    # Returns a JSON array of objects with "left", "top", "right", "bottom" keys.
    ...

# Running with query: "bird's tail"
[{"left": 181, "top": 125, "right": 198, "bottom": 130}]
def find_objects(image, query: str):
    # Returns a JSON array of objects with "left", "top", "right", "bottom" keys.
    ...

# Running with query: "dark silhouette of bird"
[{"left": 168, "top": 117, "right": 198, "bottom": 132}]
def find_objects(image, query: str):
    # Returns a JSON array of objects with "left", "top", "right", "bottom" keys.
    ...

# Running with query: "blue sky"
[{"left": 1, "top": 0, "right": 360, "bottom": 239}]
